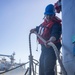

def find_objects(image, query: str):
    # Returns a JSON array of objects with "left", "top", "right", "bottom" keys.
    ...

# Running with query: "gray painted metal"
[{"left": 62, "top": 0, "right": 75, "bottom": 75}]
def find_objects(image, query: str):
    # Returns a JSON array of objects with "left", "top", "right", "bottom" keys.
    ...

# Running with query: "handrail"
[{"left": 33, "top": 31, "right": 67, "bottom": 75}]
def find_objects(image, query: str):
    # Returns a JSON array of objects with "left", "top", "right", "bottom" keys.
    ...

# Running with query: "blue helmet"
[{"left": 44, "top": 4, "right": 55, "bottom": 15}]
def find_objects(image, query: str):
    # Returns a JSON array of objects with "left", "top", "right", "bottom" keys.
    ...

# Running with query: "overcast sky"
[{"left": 0, "top": 0, "right": 60, "bottom": 63}]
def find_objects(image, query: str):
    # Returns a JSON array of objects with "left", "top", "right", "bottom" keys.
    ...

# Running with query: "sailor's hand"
[
  {"left": 30, "top": 28, "right": 36, "bottom": 33},
  {"left": 45, "top": 36, "right": 56, "bottom": 48},
  {"left": 45, "top": 40, "right": 51, "bottom": 48}
]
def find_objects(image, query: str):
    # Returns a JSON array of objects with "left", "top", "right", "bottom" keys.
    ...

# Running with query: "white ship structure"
[{"left": 0, "top": 53, "right": 28, "bottom": 75}]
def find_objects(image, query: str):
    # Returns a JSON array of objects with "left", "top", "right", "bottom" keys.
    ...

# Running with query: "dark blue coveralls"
[{"left": 36, "top": 22, "right": 61, "bottom": 75}]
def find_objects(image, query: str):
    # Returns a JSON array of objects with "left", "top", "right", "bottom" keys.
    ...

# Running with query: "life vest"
[{"left": 37, "top": 16, "right": 61, "bottom": 44}]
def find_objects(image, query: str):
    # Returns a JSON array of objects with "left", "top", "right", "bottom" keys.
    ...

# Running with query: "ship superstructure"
[{"left": 0, "top": 53, "right": 27, "bottom": 75}]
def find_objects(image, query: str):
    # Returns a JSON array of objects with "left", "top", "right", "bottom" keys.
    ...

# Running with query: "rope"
[
  {"left": 29, "top": 33, "right": 35, "bottom": 75},
  {"left": 24, "top": 67, "right": 29, "bottom": 75},
  {"left": 33, "top": 31, "right": 67, "bottom": 75}
]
